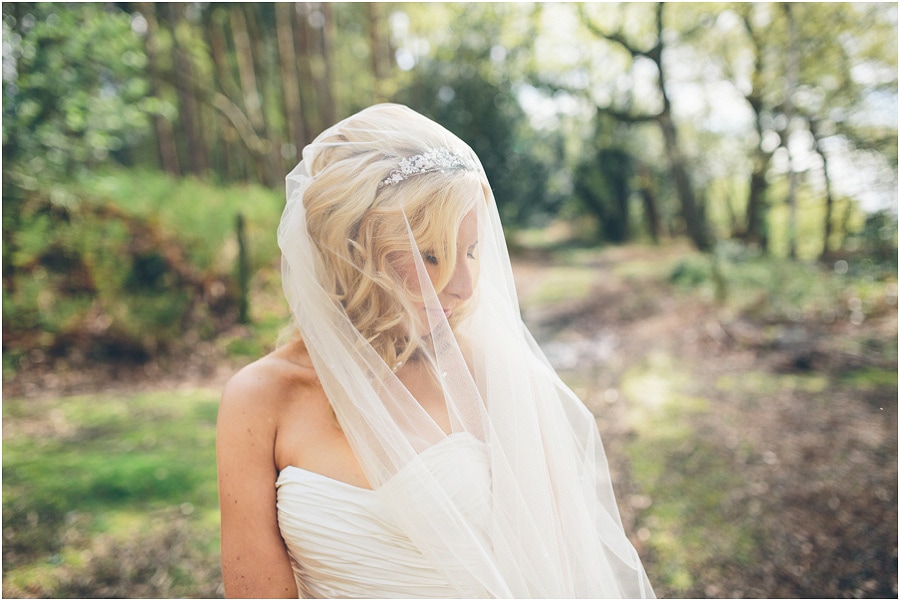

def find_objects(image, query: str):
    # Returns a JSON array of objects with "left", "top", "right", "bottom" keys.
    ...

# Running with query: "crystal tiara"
[{"left": 378, "top": 148, "right": 478, "bottom": 189}]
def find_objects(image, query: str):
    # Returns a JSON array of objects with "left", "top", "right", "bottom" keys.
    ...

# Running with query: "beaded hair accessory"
[{"left": 378, "top": 148, "right": 478, "bottom": 189}]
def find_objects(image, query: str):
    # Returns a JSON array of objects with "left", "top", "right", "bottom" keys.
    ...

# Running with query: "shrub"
[{"left": 2, "top": 168, "right": 283, "bottom": 371}]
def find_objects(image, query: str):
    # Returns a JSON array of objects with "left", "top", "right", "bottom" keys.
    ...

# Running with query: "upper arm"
[{"left": 217, "top": 368, "right": 299, "bottom": 598}]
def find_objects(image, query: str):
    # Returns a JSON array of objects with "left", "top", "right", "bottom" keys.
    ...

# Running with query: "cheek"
[
  {"left": 392, "top": 257, "right": 430, "bottom": 300},
  {"left": 395, "top": 260, "right": 415, "bottom": 290},
  {"left": 395, "top": 252, "right": 446, "bottom": 296}
]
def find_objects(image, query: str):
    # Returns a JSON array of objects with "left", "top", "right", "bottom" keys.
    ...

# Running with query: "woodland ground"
[{"left": 3, "top": 241, "right": 897, "bottom": 598}]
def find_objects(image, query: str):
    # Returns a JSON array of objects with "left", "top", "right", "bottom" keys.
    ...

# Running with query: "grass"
[
  {"left": 837, "top": 366, "right": 898, "bottom": 390},
  {"left": 524, "top": 264, "right": 597, "bottom": 308},
  {"left": 2, "top": 388, "right": 222, "bottom": 597},
  {"left": 619, "top": 352, "right": 756, "bottom": 595},
  {"left": 715, "top": 371, "right": 830, "bottom": 396}
]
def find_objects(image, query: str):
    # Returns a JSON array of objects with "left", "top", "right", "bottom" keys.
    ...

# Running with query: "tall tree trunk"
[
  {"left": 244, "top": 4, "right": 269, "bottom": 117},
  {"left": 739, "top": 5, "right": 774, "bottom": 251},
  {"left": 230, "top": 7, "right": 266, "bottom": 133},
  {"left": 163, "top": 3, "right": 208, "bottom": 176},
  {"left": 651, "top": 7, "right": 709, "bottom": 250},
  {"left": 653, "top": 3, "right": 709, "bottom": 251},
  {"left": 839, "top": 196, "right": 854, "bottom": 252},
  {"left": 722, "top": 180, "right": 739, "bottom": 238},
  {"left": 230, "top": 5, "right": 277, "bottom": 185},
  {"left": 784, "top": 142, "right": 799, "bottom": 260},
  {"left": 782, "top": 3, "right": 800, "bottom": 260},
  {"left": 277, "top": 2, "right": 307, "bottom": 154},
  {"left": 658, "top": 110, "right": 710, "bottom": 250},
  {"left": 318, "top": 2, "right": 337, "bottom": 125},
  {"left": 810, "top": 119, "right": 836, "bottom": 262},
  {"left": 206, "top": 9, "right": 243, "bottom": 102},
  {"left": 746, "top": 168, "right": 769, "bottom": 251},
  {"left": 244, "top": 4, "right": 285, "bottom": 183},
  {"left": 368, "top": 2, "right": 390, "bottom": 102},
  {"left": 637, "top": 165, "right": 661, "bottom": 244},
  {"left": 140, "top": 3, "right": 179, "bottom": 176},
  {"left": 295, "top": 3, "right": 322, "bottom": 136},
  {"left": 203, "top": 7, "right": 240, "bottom": 181}
]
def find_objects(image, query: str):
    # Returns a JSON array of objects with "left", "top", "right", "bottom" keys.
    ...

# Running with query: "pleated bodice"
[{"left": 276, "top": 433, "right": 490, "bottom": 598}]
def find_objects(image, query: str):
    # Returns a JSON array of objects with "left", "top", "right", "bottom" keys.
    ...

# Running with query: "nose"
[{"left": 445, "top": 256, "right": 474, "bottom": 301}]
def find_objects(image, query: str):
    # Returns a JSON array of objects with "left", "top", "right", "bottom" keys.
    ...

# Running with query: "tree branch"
[
  {"left": 146, "top": 62, "right": 272, "bottom": 158},
  {"left": 577, "top": 4, "right": 659, "bottom": 61},
  {"left": 533, "top": 78, "right": 664, "bottom": 124},
  {"left": 596, "top": 105, "right": 663, "bottom": 124}
]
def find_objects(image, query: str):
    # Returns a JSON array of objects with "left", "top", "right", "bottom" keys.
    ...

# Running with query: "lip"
[{"left": 428, "top": 307, "right": 452, "bottom": 319}]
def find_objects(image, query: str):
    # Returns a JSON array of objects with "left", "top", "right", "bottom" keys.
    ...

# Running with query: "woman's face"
[{"left": 396, "top": 207, "right": 479, "bottom": 334}]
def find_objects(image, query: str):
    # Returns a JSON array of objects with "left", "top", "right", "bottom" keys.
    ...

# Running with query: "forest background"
[{"left": 2, "top": 2, "right": 897, "bottom": 598}]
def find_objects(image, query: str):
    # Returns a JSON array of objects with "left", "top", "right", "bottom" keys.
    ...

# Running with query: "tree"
[
  {"left": 573, "top": 146, "right": 632, "bottom": 243},
  {"left": 786, "top": 3, "right": 898, "bottom": 259},
  {"left": 577, "top": 3, "right": 712, "bottom": 251},
  {"left": 707, "top": 2, "right": 898, "bottom": 258}
]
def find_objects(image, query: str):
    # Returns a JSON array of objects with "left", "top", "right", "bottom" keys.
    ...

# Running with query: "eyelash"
[{"left": 422, "top": 248, "right": 477, "bottom": 265}]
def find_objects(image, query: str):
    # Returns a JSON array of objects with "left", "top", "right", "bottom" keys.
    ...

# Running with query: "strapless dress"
[{"left": 276, "top": 433, "right": 491, "bottom": 598}]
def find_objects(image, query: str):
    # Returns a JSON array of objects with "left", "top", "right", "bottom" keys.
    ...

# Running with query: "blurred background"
[{"left": 2, "top": 2, "right": 897, "bottom": 598}]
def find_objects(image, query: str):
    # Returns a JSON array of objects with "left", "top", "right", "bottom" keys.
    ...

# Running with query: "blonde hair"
[{"left": 286, "top": 104, "right": 489, "bottom": 368}]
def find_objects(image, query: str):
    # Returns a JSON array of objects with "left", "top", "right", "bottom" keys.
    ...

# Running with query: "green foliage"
[
  {"left": 669, "top": 255, "right": 712, "bottom": 288},
  {"left": 845, "top": 210, "right": 899, "bottom": 264},
  {"left": 669, "top": 240, "right": 897, "bottom": 323},
  {"left": 2, "top": 4, "right": 155, "bottom": 186},
  {"left": 393, "top": 4, "right": 560, "bottom": 227},
  {"left": 49, "top": 509, "right": 221, "bottom": 598}
]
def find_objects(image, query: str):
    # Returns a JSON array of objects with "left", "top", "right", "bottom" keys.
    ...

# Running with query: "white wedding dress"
[{"left": 276, "top": 434, "right": 491, "bottom": 598}]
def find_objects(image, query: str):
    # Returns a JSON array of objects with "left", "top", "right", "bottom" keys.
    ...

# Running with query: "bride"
[{"left": 216, "top": 103, "right": 654, "bottom": 598}]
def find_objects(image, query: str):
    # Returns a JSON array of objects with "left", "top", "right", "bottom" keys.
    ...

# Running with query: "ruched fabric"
[{"left": 276, "top": 434, "right": 490, "bottom": 598}]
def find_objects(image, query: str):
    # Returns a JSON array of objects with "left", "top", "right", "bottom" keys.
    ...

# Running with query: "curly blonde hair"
[{"left": 288, "top": 104, "right": 489, "bottom": 368}]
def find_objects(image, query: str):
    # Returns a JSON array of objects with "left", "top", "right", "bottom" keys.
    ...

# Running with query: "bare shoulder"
[
  {"left": 222, "top": 340, "right": 316, "bottom": 409},
  {"left": 218, "top": 339, "right": 322, "bottom": 445}
]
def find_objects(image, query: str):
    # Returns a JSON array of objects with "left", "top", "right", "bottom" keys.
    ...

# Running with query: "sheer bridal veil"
[{"left": 278, "top": 103, "right": 654, "bottom": 598}]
